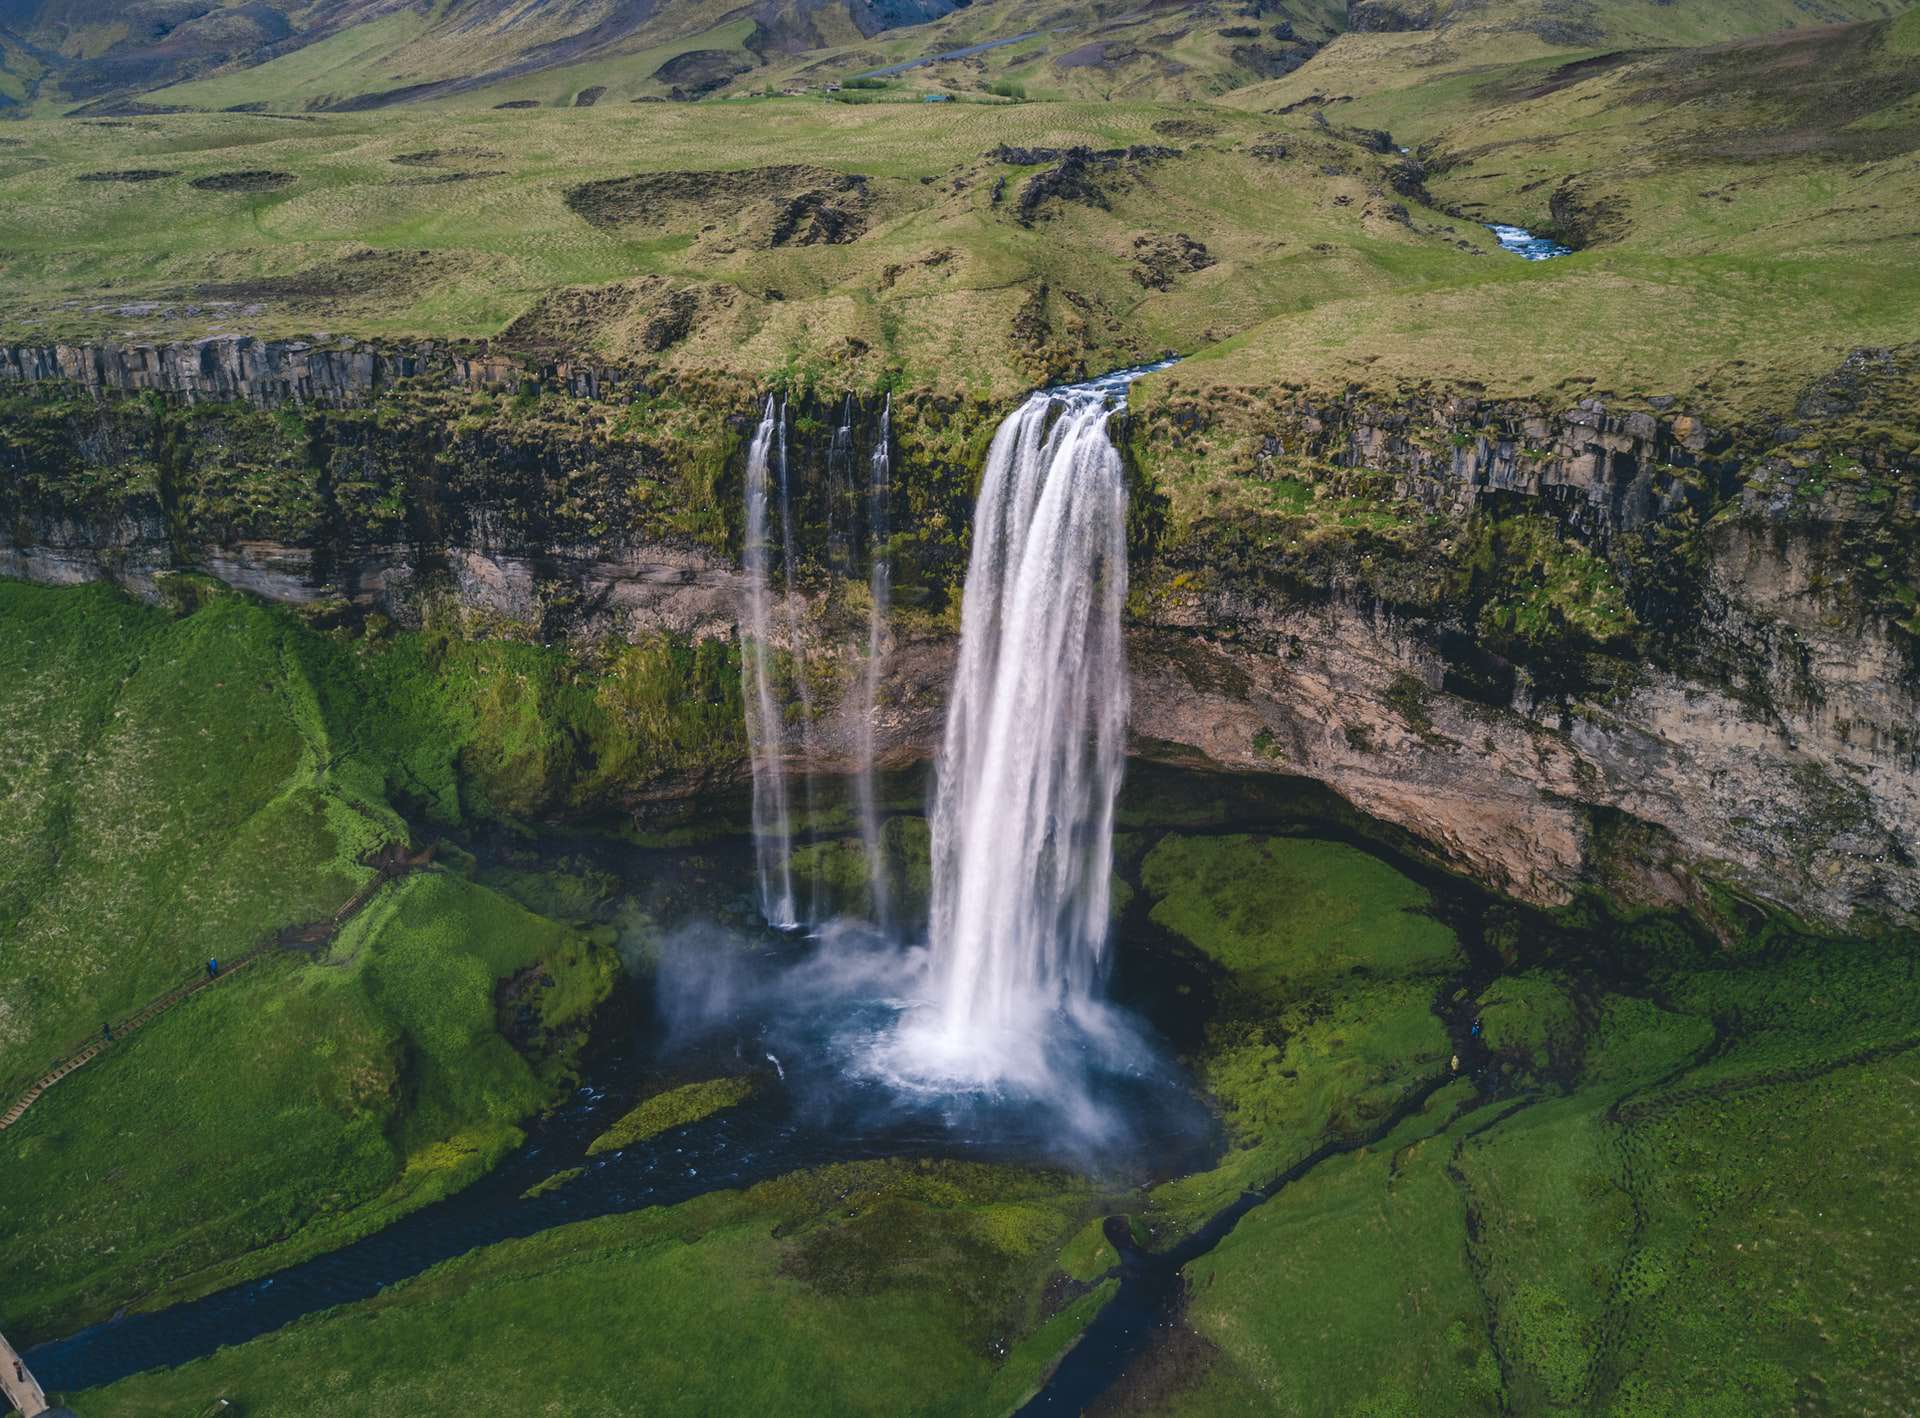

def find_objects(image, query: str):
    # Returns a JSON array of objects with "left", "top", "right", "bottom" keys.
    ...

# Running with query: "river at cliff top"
[{"left": 1489, "top": 223, "right": 1573, "bottom": 259}]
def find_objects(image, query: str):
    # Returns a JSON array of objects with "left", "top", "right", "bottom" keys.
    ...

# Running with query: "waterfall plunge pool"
[{"left": 23, "top": 762, "right": 1253, "bottom": 1395}]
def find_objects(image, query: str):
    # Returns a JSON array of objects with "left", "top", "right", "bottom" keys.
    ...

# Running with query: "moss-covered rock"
[{"left": 585, "top": 1075, "right": 759, "bottom": 1156}]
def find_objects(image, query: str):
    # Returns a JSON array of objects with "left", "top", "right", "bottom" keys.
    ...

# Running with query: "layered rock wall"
[
  {"left": 0, "top": 337, "right": 613, "bottom": 405},
  {"left": 2, "top": 342, "right": 1915, "bottom": 932}
]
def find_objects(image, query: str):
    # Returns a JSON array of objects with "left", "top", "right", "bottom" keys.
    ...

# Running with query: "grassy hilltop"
[{"left": 0, "top": 5, "right": 1915, "bottom": 415}]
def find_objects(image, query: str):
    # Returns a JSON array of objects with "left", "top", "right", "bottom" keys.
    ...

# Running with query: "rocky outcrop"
[
  {"left": 997, "top": 146, "right": 1180, "bottom": 227},
  {"left": 1128, "top": 546, "right": 1919, "bottom": 930},
  {"left": 1228, "top": 390, "right": 1736, "bottom": 547},
  {"left": 0, "top": 338, "right": 614, "bottom": 406},
  {"left": 1345, "top": 1, "right": 1437, "bottom": 33}
]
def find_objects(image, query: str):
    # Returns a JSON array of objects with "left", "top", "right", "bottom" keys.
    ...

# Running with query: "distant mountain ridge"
[{"left": 0, "top": 0, "right": 1910, "bottom": 112}]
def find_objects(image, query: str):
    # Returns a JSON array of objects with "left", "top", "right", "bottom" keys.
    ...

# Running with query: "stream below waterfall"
[
  {"left": 27, "top": 774, "right": 1509, "bottom": 1406},
  {"left": 26, "top": 825, "right": 1217, "bottom": 1393}
]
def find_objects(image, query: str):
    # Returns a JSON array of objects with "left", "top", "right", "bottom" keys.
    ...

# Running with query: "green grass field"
[
  {"left": 1133, "top": 834, "right": 1462, "bottom": 1232},
  {"left": 52, "top": 797, "right": 1920, "bottom": 1415},
  {"left": 0, "top": 580, "right": 644, "bottom": 1338},
  {"left": 69, "top": 1160, "right": 1111, "bottom": 1418},
  {"left": 0, "top": 96, "right": 1498, "bottom": 397},
  {"left": 5, "top": 13, "right": 1913, "bottom": 415},
  {"left": 1122, "top": 836, "right": 1920, "bottom": 1414}
]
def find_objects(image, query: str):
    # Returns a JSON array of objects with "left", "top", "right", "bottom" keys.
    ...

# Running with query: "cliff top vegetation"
[{"left": 0, "top": 4, "right": 1913, "bottom": 415}]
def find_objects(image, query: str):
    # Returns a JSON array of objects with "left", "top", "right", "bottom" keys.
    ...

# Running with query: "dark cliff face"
[
  {"left": 0, "top": 336, "right": 611, "bottom": 406},
  {"left": 2, "top": 336, "right": 1916, "bottom": 934}
]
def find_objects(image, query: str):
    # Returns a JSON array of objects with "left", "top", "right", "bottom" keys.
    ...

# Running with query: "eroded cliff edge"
[{"left": 3, "top": 336, "right": 1915, "bottom": 935}]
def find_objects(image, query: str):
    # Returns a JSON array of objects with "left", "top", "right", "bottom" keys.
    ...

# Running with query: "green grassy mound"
[
  {"left": 1135, "top": 833, "right": 1461, "bottom": 1230},
  {"left": 1171, "top": 1084, "right": 1503, "bottom": 1417},
  {"left": 1139, "top": 834, "right": 1461, "bottom": 996},
  {"left": 1133, "top": 912, "right": 1920, "bottom": 1415},
  {"left": 1, "top": 873, "right": 614, "bottom": 1337},
  {"left": 68, "top": 1160, "right": 1108, "bottom": 1418},
  {"left": 0, "top": 580, "right": 630, "bottom": 1339},
  {"left": 585, "top": 1075, "right": 759, "bottom": 1155}
]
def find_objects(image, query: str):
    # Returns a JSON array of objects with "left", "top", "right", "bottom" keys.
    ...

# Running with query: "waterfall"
[
  {"left": 773, "top": 400, "right": 823, "bottom": 922},
  {"left": 825, "top": 396, "right": 858, "bottom": 581},
  {"left": 741, "top": 396, "right": 797, "bottom": 927},
  {"left": 853, "top": 394, "right": 893, "bottom": 929},
  {"left": 921, "top": 385, "right": 1132, "bottom": 1073}
]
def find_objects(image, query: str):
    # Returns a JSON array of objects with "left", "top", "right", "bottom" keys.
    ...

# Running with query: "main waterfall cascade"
[
  {"left": 740, "top": 365, "right": 1167, "bottom": 1094},
  {"left": 918, "top": 390, "right": 1130, "bottom": 1079}
]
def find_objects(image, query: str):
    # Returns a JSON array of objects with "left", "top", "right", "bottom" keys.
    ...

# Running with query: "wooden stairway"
[
  {"left": 1, "top": 1325, "right": 50, "bottom": 1416},
  {"left": 0, "top": 947, "right": 267, "bottom": 1134},
  {"left": 0, "top": 840, "right": 436, "bottom": 1136}
]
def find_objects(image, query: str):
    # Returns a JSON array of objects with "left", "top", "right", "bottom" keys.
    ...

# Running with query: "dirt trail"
[{"left": 0, "top": 840, "right": 435, "bottom": 1134}]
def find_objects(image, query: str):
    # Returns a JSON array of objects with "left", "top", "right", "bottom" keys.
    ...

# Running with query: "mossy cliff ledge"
[{"left": 3, "top": 337, "right": 1916, "bottom": 932}]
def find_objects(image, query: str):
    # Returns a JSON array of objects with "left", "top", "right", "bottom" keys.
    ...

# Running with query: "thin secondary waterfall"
[
  {"left": 853, "top": 394, "right": 893, "bottom": 929},
  {"left": 774, "top": 400, "right": 823, "bottom": 922},
  {"left": 825, "top": 396, "right": 858, "bottom": 581},
  {"left": 741, "top": 396, "right": 797, "bottom": 927},
  {"left": 923, "top": 385, "right": 1132, "bottom": 1071}
]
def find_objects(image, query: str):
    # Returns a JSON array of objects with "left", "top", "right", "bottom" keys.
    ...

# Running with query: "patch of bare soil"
[
  {"left": 573, "top": 85, "right": 607, "bottom": 107},
  {"left": 653, "top": 48, "right": 753, "bottom": 100},
  {"left": 493, "top": 99, "right": 540, "bottom": 109},
  {"left": 76, "top": 169, "right": 178, "bottom": 182},
  {"left": 1055, "top": 39, "right": 1142, "bottom": 69},
  {"left": 1231, "top": 41, "right": 1317, "bottom": 79},
  {"left": 1344, "top": 0, "right": 1436, "bottom": 30},
  {"left": 988, "top": 145, "right": 1178, "bottom": 226},
  {"left": 565, "top": 165, "right": 877, "bottom": 247},
  {"left": 188, "top": 169, "right": 296, "bottom": 192},
  {"left": 1502, "top": 49, "right": 1642, "bottom": 101},
  {"left": 500, "top": 286, "right": 633, "bottom": 351},
  {"left": 500, "top": 275, "right": 735, "bottom": 355},
  {"left": 394, "top": 171, "right": 508, "bottom": 186},
  {"left": 878, "top": 247, "right": 956, "bottom": 290}
]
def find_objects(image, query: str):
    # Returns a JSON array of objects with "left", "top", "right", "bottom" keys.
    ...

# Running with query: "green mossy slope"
[
  {"left": 1138, "top": 834, "right": 1461, "bottom": 1229},
  {"left": 0, "top": 580, "right": 627, "bottom": 1338},
  {"left": 1132, "top": 870, "right": 1920, "bottom": 1416}
]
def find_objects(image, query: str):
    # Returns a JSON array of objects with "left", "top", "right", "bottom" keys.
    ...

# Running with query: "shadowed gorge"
[{"left": 2, "top": 1, "right": 1918, "bottom": 1415}]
